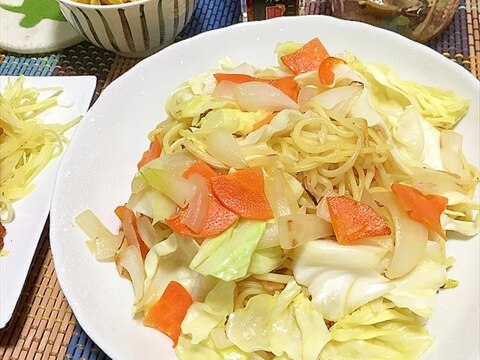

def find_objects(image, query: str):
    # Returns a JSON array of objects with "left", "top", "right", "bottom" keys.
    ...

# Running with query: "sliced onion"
[
  {"left": 373, "top": 192, "right": 428, "bottom": 279},
  {"left": 440, "top": 130, "right": 465, "bottom": 177},
  {"left": 206, "top": 129, "right": 246, "bottom": 169},
  {"left": 311, "top": 83, "right": 363, "bottom": 115},
  {"left": 184, "top": 173, "right": 210, "bottom": 233},
  {"left": 184, "top": 138, "right": 229, "bottom": 169},
  {"left": 234, "top": 81, "right": 299, "bottom": 112},
  {"left": 229, "top": 62, "right": 255, "bottom": 76},
  {"left": 117, "top": 244, "right": 145, "bottom": 304},
  {"left": 212, "top": 80, "right": 237, "bottom": 100},
  {"left": 315, "top": 189, "right": 339, "bottom": 222},
  {"left": 136, "top": 215, "right": 162, "bottom": 248},
  {"left": 147, "top": 151, "right": 196, "bottom": 175},
  {"left": 264, "top": 168, "right": 299, "bottom": 217},
  {"left": 278, "top": 213, "right": 334, "bottom": 249},
  {"left": 297, "top": 86, "right": 319, "bottom": 106},
  {"left": 76, "top": 209, "right": 123, "bottom": 261},
  {"left": 257, "top": 220, "right": 280, "bottom": 249}
]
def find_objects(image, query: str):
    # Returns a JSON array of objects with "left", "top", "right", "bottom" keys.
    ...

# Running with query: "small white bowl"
[{"left": 57, "top": 0, "right": 195, "bottom": 57}]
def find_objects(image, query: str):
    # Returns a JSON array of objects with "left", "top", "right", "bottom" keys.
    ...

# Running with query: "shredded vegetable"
[
  {"left": 76, "top": 37, "right": 479, "bottom": 359},
  {"left": 0, "top": 76, "right": 80, "bottom": 223}
]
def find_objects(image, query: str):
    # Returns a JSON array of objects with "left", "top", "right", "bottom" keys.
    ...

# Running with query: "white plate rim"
[{"left": 50, "top": 15, "right": 480, "bottom": 360}]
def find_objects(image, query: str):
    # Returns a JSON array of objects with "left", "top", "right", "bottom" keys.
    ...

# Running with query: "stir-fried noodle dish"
[{"left": 77, "top": 38, "right": 479, "bottom": 360}]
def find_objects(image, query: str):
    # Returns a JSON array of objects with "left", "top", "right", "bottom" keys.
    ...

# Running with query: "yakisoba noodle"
[{"left": 77, "top": 39, "right": 479, "bottom": 359}]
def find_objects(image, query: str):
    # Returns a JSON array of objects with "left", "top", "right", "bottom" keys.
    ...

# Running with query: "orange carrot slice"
[
  {"left": 327, "top": 196, "right": 391, "bottom": 245},
  {"left": 166, "top": 160, "right": 239, "bottom": 238},
  {"left": 391, "top": 183, "right": 448, "bottom": 239},
  {"left": 137, "top": 136, "right": 162, "bottom": 170},
  {"left": 211, "top": 167, "right": 273, "bottom": 221},
  {"left": 319, "top": 57, "right": 345, "bottom": 86},
  {"left": 269, "top": 76, "right": 299, "bottom": 101},
  {"left": 252, "top": 112, "right": 277, "bottom": 131},
  {"left": 182, "top": 159, "right": 217, "bottom": 185},
  {"left": 214, "top": 73, "right": 257, "bottom": 84},
  {"left": 280, "top": 38, "right": 330, "bottom": 75},
  {"left": 143, "top": 281, "right": 193, "bottom": 347},
  {"left": 115, "top": 205, "right": 150, "bottom": 258}
]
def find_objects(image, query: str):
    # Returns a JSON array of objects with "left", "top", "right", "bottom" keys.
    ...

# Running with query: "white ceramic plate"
[
  {"left": 50, "top": 16, "right": 479, "bottom": 360},
  {"left": 0, "top": 76, "right": 96, "bottom": 329}
]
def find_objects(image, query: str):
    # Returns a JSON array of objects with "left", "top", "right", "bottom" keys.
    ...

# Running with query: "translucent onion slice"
[
  {"left": 264, "top": 168, "right": 299, "bottom": 218},
  {"left": 212, "top": 80, "right": 237, "bottom": 100},
  {"left": 440, "top": 130, "right": 466, "bottom": 177},
  {"left": 373, "top": 192, "right": 428, "bottom": 279},
  {"left": 278, "top": 213, "right": 334, "bottom": 249},
  {"left": 206, "top": 129, "right": 246, "bottom": 169},
  {"left": 117, "top": 244, "right": 145, "bottom": 304},
  {"left": 257, "top": 220, "right": 280, "bottom": 249},
  {"left": 184, "top": 173, "right": 210, "bottom": 233},
  {"left": 311, "top": 83, "right": 363, "bottom": 114},
  {"left": 234, "top": 81, "right": 299, "bottom": 112},
  {"left": 316, "top": 189, "right": 338, "bottom": 222},
  {"left": 297, "top": 86, "right": 319, "bottom": 107},
  {"left": 76, "top": 209, "right": 123, "bottom": 261},
  {"left": 136, "top": 215, "right": 161, "bottom": 248}
]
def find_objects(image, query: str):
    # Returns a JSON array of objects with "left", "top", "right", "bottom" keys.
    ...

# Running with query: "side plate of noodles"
[
  {"left": 50, "top": 16, "right": 479, "bottom": 360},
  {"left": 0, "top": 76, "right": 96, "bottom": 329}
]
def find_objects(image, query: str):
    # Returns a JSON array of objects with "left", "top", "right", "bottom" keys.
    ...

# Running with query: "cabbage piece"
[
  {"left": 190, "top": 219, "right": 266, "bottom": 281},
  {"left": 176, "top": 333, "right": 249, "bottom": 360},
  {"left": 137, "top": 234, "right": 215, "bottom": 313},
  {"left": 195, "top": 108, "right": 270, "bottom": 136},
  {"left": 292, "top": 240, "right": 392, "bottom": 321},
  {"left": 320, "top": 299, "right": 432, "bottom": 360},
  {"left": 171, "top": 94, "right": 237, "bottom": 119},
  {"left": 384, "top": 258, "right": 447, "bottom": 318},
  {"left": 181, "top": 281, "right": 236, "bottom": 344},
  {"left": 126, "top": 186, "right": 176, "bottom": 224},
  {"left": 139, "top": 167, "right": 195, "bottom": 207},
  {"left": 278, "top": 213, "right": 333, "bottom": 249},
  {"left": 275, "top": 41, "right": 303, "bottom": 64},
  {"left": 239, "top": 109, "right": 302, "bottom": 146},
  {"left": 347, "top": 56, "right": 469, "bottom": 129},
  {"left": 188, "top": 72, "right": 217, "bottom": 95},
  {"left": 248, "top": 246, "right": 284, "bottom": 275},
  {"left": 226, "top": 281, "right": 331, "bottom": 359}
]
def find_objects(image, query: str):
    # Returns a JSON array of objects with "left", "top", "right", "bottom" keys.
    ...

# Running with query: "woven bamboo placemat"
[{"left": 0, "top": 0, "right": 479, "bottom": 359}]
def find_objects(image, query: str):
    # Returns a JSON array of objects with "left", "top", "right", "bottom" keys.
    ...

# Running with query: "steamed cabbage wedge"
[{"left": 76, "top": 38, "right": 479, "bottom": 360}]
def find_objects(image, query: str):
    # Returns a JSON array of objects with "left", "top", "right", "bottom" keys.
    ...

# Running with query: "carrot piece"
[
  {"left": 280, "top": 38, "right": 330, "bottom": 75},
  {"left": 269, "top": 76, "right": 299, "bottom": 101},
  {"left": 166, "top": 196, "right": 239, "bottom": 238},
  {"left": 391, "top": 183, "right": 448, "bottom": 239},
  {"left": 115, "top": 205, "right": 149, "bottom": 258},
  {"left": 143, "top": 281, "right": 193, "bottom": 347},
  {"left": 214, "top": 73, "right": 257, "bottom": 84},
  {"left": 211, "top": 167, "right": 273, "bottom": 221},
  {"left": 166, "top": 160, "right": 239, "bottom": 239},
  {"left": 252, "top": 112, "right": 277, "bottom": 131},
  {"left": 137, "top": 136, "right": 162, "bottom": 170},
  {"left": 182, "top": 159, "right": 217, "bottom": 184},
  {"left": 319, "top": 57, "right": 345, "bottom": 86},
  {"left": 327, "top": 196, "right": 391, "bottom": 245}
]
